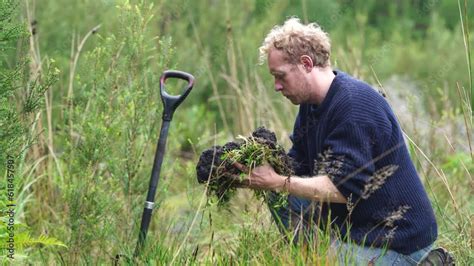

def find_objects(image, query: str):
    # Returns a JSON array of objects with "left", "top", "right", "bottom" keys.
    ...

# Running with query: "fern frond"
[
  {"left": 1, "top": 232, "right": 67, "bottom": 251},
  {"left": 14, "top": 233, "right": 67, "bottom": 250}
]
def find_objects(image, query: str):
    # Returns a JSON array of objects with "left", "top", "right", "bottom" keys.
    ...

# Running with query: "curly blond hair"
[{"left": 259, "top": 17, "right": 331, "bottom": 67}]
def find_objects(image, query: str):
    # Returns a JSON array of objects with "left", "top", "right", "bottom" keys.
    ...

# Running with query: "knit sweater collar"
[{"left": 309, "top": 70, "right": 344, "bottom": 117}]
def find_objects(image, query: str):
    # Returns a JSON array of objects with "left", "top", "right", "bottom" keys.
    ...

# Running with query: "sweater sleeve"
[{"left": 321, "top": 120, "right": 377, "bottom": 201}]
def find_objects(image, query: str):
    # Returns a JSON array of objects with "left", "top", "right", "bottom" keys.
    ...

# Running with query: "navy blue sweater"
[{"left": 288, "top": 70, "right": 437, "bottom": 254}]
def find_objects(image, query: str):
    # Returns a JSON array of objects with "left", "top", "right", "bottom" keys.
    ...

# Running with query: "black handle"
[{"left": 160, "top": 70, "right": 194, "bottom": 121}]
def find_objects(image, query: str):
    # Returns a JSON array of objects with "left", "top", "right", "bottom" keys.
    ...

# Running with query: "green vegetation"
[
  {"left": 0, "top": 0, "right": 65, "bottom": 261},
  {"left": 0, "top": 0, "right": 472, "bottom": 264},
  {"left": 196, "top": 127, "right": 292, "bottom": 207}
]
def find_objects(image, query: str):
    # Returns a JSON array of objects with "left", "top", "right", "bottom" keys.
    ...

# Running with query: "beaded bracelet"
[{"left": 283, "top": 175, "right": 291, "bottom": 193}]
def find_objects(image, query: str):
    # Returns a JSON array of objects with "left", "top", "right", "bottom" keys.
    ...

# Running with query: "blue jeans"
[
  {"left": 332, "top": 240, "right": 432, "bottom": 265},
  {"left": 267, "top": 193, "right": 433, "bottom": 265}
]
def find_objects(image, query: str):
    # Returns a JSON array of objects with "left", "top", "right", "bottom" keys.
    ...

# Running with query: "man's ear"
[{"left": 299, "top": 55, "right": 314, "bottom": 72}]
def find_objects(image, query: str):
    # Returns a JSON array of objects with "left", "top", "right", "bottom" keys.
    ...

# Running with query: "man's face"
[{"left": 268, "top": 49, "right": 311, "bottom": 105}]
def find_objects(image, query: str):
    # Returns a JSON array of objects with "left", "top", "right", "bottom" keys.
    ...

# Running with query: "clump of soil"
[
  {"left": 195, "top": 142, "right": 244, "bottom": 203},
  {"left": 196, "top": 127, "right": 294, "bottom": 205}
]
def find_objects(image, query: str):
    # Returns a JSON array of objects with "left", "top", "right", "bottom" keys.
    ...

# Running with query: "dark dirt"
[
  {"left": 196, "top": 141, "right": 243, "bottom": 184},
  {"left": 195, "top": 127, "right": 294, "bottom": 204},
  {"left": 251, "top": 126, "right": 277, "bottom": 148}
]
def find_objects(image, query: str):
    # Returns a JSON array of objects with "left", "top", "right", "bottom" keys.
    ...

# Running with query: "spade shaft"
[{"left": 134, "top": 70, "right": 194, "bottom": 257}]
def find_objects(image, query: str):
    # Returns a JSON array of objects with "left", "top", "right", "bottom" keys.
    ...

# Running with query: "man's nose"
[{"left": 275, "top": 81, "right": 283, "bottom": 91}]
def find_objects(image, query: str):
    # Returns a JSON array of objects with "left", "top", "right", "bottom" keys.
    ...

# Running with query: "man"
[{"left": 234, "top": 17, "right": 447, "bottom": 265}]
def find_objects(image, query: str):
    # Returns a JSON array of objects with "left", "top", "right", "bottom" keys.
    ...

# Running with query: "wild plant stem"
[
  {"left": 67, "top": 24, "right": 101, "bottom": 144},
  {"left": 189, "top": 16, "right": 230, "bottom": 134},
  {"left": 458, "top": 0, "right": 473, "bottom": 115},
  {"left": 403, "top": 134, "right": 461, "bottom": 220},
  {"left": 456, "top": 82, "right": 473, "bottom": 160}
]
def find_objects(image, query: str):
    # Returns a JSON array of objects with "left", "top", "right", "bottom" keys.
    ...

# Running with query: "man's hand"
[
  {"left": 233, "top": 162, "right": 285, "bottom": 191},
  {"left": 233, "top": 162, "right": 347, "bottom": 203}
]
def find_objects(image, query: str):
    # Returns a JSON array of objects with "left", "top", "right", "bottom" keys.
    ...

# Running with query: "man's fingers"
[
  {"left": 232, "top": 162, "right": 253, "bottom": 188},
  {"left": 229, "top": 173, "right": 250, "bottom": 188},
  {"left": 233, "top": 162, "right": 249, "bottom": 173},
  {"left": 234, "top": 178, "right": 250, "bottom": 188}
]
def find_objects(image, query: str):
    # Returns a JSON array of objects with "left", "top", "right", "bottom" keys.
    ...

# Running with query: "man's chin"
[
  {"left": 285, "top": 96, "right": 299, "bottom": 105},
  {"left": 288, "top": 99, "right": 299, "bottom": 105}
]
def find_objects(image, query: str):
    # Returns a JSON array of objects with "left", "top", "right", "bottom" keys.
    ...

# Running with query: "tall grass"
[{"left": 458, "top": 0, "right": 473, "bottom": 159}]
